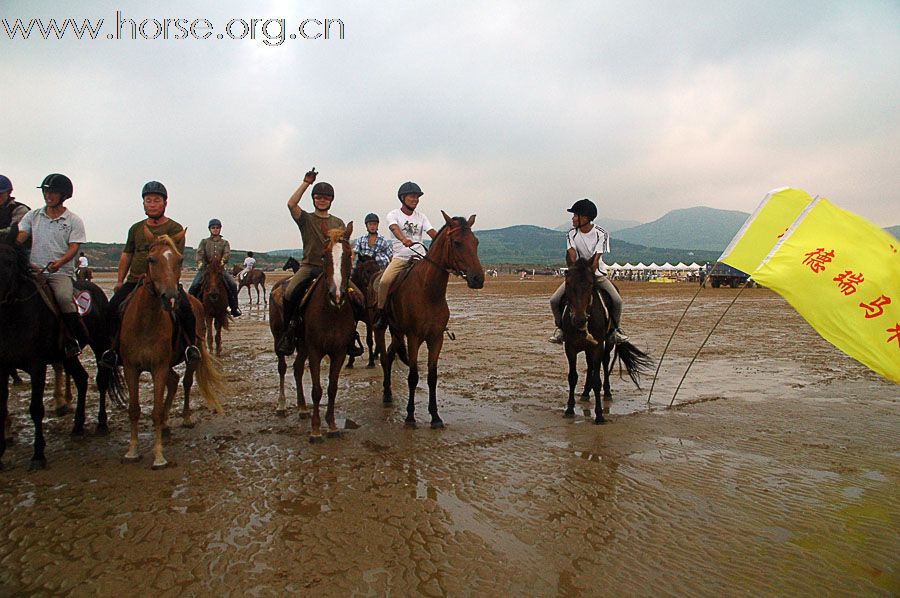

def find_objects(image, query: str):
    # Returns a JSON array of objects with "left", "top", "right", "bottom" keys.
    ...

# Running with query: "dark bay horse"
[
  {"left": 233, "top": 263, "right": 267, "bottom": 305},
  {"left": 76, "top": 267, "right": 92, "bottom": 282},
  {"left": 347, "top": 253, "right": 382, "bottom": 369},
  {"left": 0, "top": 228, "right": 89, "bottom": 469},
  {"left": 282, "top": 256, "right": 300, "bottom": 273},
  {"left": 202, "top": 255, "right": 230, "bottom": 355},
  {"left": 293, "top": 225, "right": 357, "bottom": 442},
  {"left": 119, "top": 227, "right": 226, "bottom": 469},
  {"left": 375, "top": 212, "right": 485, "bottom": 428},
  {"left": 562, "top": 256, "right": 653, "bottom": 423}
]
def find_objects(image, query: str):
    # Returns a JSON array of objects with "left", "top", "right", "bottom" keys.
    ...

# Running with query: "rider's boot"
[
  {"left": 228, "top": 288, "right": 242, "bottom": 317},
  {"left": 277, "top": 291, "right": 301, "bottom": 355},
  {"left": 177, "top": 288, "right": 201, "bottom": 365},
  {"left": 61, "top": 313, "right": 89, "bottom": 358},
  {"left": 614, "top": 327, "right": 629, "bottom": 344},
  {"left": 548, "top": 327, "right": 564, "bottom": 344}
]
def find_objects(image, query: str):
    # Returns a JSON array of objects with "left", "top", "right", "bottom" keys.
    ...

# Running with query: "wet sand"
[{"left": 1, "top": 275, "right": 897, "bottom": 596}]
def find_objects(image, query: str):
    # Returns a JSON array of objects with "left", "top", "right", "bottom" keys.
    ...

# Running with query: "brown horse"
[
  {"left": 562, "top": 256, "right": 653, "bottom": 423},
  {"left": 233, "top": 264, "right": 267, "bottom": 305},
  {"left": 119, "top": 227, "right": 226, "bottom": 469},
  {"left": 202, "top": 254, "right": 230, "bottom": 356},
  {"left": 347, "top": 254, "right": 382, "bottom": 369},
  {"left": 269, "top": 282, "right": 306, "bottom": 419},
  {"left": 375, "top": 212, "right": 484, "bottom": 427},
  {"left": 293, "top": 225, "right": 357, "bottom": 442}
]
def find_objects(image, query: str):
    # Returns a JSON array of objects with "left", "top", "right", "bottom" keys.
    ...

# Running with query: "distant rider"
[
  {"left": 353, "top": 212, "right": 393, "bottom": 271},
  {"left": 188, "top": 218, "right": 242, "bottom": 317},
  {"left": 0, "top": 175, "right": 30, "bottom": 238}
]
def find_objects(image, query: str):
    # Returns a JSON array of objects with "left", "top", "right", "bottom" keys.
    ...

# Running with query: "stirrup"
[
  {"left": 614, "top": 329, "right": 629, "bottom": 344},
  {"left": 185, "top": 345, "right": 201, "bottom": 365},
  {"left": 548, "top": 328, "right": 564, "bottom": 344},
  {"left": 64, "top": 339, "right": 82, "bottom": 358},
  {"left": 98, "top": 349, "right": 118, "bottom": 369},
  {"left": 231, "top": 307, "right": 242, "bottom": 317}
]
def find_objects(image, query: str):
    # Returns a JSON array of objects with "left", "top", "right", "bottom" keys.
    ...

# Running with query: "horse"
[
  {"left": 347, "top": 253, "right": 382, "bottom": 369},
  {"left": 375, "top": 212, "right": 485, "bottom": 428},
  {"left": 76, "top": 267, "right": 93, "bottom": 282},
  {"left": 201, "top": 254, "right": 230, "bottom": 356},
  {"left": 0, "top": 227, "right": 90, "bottom": 469},
  {"left": 282, "top": 256, "right": 300, "bottom": 273},
  {"left": 118, "top": 227, "right": 226, "bottom": 469},
  {"left": 234, "top": 263, "right": 267, "bottom": 305},
  {"left": 562, "top": 256, "right": 653, "bottom": 423},
  {"left": 269, "top": 281, "right": 306, "bottom": 419}
]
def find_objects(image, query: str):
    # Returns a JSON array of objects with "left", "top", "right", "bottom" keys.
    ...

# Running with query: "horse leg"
[
  {"left": 366, "top": 321, "right": 376, "bottom": 368},
  {"left": 377, "top": 326, "right": 395, "bottom": 404},
  {"left": 346, "top": 325, "right": 356, "bottom": 369},
  {"left": 602, "top": 344, "right": 613, "bottom": 400},
  {"left": 405, "top": 335, "right": 422, "bottom": 428},
  {"left": 176, "top": 363, "right": 193, "bottom": 428},
  {"left": 425, "top": 335, "right": 444, "bottom": 428},
  {"left": 205, "top": 315, "right": 213, "bottom": 353},
  {"left": 95, "top": 362, "right": 110, "bottom": 436},
  {"left": 123, "top": 366, "right": 142, "bottom": 463},
  {"left": 0, "top": 369, "right": 8, "bottom": 467},
  {"left": 325, "top": 352, "right": 343, "bottom": 438},
  {"left": 308, "top": 355, "right": 324, "bottom": 443},
  {"left": 262, "top": 282, "right": 267, "bottom": 306},
  {"left": 151, "top": 368, "right": 171, "bottom": 469},
  {"left": 63, "top": 357, "right": 89, "bottom": 438},
  {"left": 592, "top": 349, "right": 607, "bottom": 424},
  {"left": 52, "top": 363, "right": 68, "bottom": 416},
  {"left": 293, "top": 352, "right": 309, "bottom": 419},
  {"left": 28, "top": 363, "right": 49, "bottom": 469},
  {"left": 581, "top": 352, "right": 592, "bottom": 401},
  {"left": 276, "top": 354, "right": 288, "bottom": 416},
  {"left": 565, "top": 346, "right": 578, "bottom": 418},
  {"left": 215, "top": 321, "right": 222, "bottom": 357}
]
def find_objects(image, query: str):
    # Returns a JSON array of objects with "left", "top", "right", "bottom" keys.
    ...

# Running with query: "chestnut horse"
[
  {"left": 375, "top": 212, "right": 485, "bottom": 428},
  {"left": 562, "top": 256, "right": 653, "bottom": 423},
  {"left": 119, "top": 227, "right": 226, "bottom": 469},
  {"left": 233, "top": 263, "right": 267, "bottom": 305},
  {"left": 202, "top": 254, "right": 230, "bottom": 355},
  {"left": 269, "top": 282, "right": 305, "bottom": 419},
  {"left": 293, "top": 225, "right": 356, "bottom": 442},
  {"left": 347, "top": 254, "right": 382, "bottom": 369}
]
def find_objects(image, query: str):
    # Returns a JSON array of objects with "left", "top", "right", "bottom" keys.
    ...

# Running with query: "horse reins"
[{"left": 407, "top": 239, "right": 467, "bottom": 280}]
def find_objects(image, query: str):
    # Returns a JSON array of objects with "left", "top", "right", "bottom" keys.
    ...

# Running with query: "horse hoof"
[
  {"left": 298, "top": 411, "right": 310, "bottom": 420},
  {"left": 366, "top": 363, "right": 376, "bottom": 369},
  {"left": 55, "top": 405, "right": 69, "bottom": 417},
  {"left": 404, "top": 420, "right": 417, "bottom": 429},
  {"left": 594, "top": 417, "right": 607, "bottom": 425},
  {"left": 309, "top": 435, "right": 324, "bottom": 444},
  {"left": 29, "top": 458, "right": 48, "bottom": 471},
  {"left": 603, "top": 394, "right": 613, "bottom": 401},
  {"left": 70, "top": 428, "right": 86, "bottom": 440},
  {"left": 94, "top": 425, "right": 109, "bottom": 437},
  {"left": 162, "top": 427, "right": 172, "bottom": 439},
  {"left": 326, "top": 430, "right": 342, "bottom": 439},
  {"left": 151, "top": 460, "right": 170, "bottom": 470},
  {"left": 276, "top": 409, "right": 287, "bottom": 418},
  {"left": 580, "top": 395, "right": 591, "bottom": 402},
  {"left": 346, "top": 363, "right": 354, "bottom": 369},
  {"left": 121, "top": 454, "right": 142, "bottom": 464},
  {"left": 383, "top": 396, "right": 393, "bottom": 405},
  {"left": 430, "top": 420, "right": 444, "bottom": 429},
  {"left": 181, "top": 420, "right": 195, "bottom": 429},
  {"left": 563, "top": 411, "right": 575, "bottom": 418}
]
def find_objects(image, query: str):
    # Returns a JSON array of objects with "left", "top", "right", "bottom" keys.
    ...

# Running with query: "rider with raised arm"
[
  {"left": 277, "top": 167, "right": 364, "bottom": 356},
  {"left": 549, "top": 198, "right": 629, "bottom": 344},
  {"left": 99, "top": 181, "right": 200, "bottom": 368},
  {"left": 374, "top": 181, "right": 437, "bottom": 326},
  {"left": 188, "top": 218, "right": 242, "bottom": 317},
  {"left": 15, "top": 174, "right": 89, "bottom": 357}
]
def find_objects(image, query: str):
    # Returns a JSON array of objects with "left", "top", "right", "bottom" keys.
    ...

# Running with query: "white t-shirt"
[
  {"left": 386, "top": 208, "right": 434, "bottom": 260},
  {"left": 77, "top": 256, "right": 88, "bottom": 268},
  {"left": 243, "top": 256, "right": 256, "bottom": 269},
  {"left": 567, "top": 225, "right": 610, "bottom": 275}
]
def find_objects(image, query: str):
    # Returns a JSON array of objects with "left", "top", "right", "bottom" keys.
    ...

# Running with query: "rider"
[
  {"left": 353, "top": 212, "right": 393, "bottom": 271},
  {"left": 188, "top": 218, "right": 242, "bottom": 317},
  {"left": 374, "top": 181, "right": 437, "bottom": 326},
  {"left": 239, "top": 251, "right": 256, "bottom": 281},
  {"left": 549, "top": 198, "right": 629, "bottom": 344},
  {"left": 277, "top": 167, "right": 363, "bottom": 356},
  {"left": 99, "top": 181, "right": 200, "bottom": 368},
  {"left": 0, "top": 175, "right": 30, "bottom": 238},
  {"left": 15, "top": 174, "right": 89, "bottom": 357},
  {"left": 77, "top": 252, "right": 88, "bottom": 270}
]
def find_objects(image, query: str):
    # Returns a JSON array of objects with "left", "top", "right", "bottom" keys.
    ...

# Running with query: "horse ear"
[
  {"left": 442, "top": 210, "right": 452, "bottom": 226},
  {"left": 467, "top": 214, "right": 476, "bottom": 227},
  {"left": 344, "top": 221, "right": 353, "bottom": 240},
  {"left": 172, "top": 228, "right": 187, "bottom": 252},
  {"left": 143, "top": 225, "right": 155, "bottom": 243}
]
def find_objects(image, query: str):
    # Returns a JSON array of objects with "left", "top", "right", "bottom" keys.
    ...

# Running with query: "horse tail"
[
  {"left": 196, "top": 342, "right": 227, "bottom": 414},
  {"left": 613, "top": 341, "right": 654, "bottom": 389},
  {"left": 107, "top": 366, "right": 127, "bottom": 409}
]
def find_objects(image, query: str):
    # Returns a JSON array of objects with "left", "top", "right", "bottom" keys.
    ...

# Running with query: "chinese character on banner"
[
  {"left": 860, "top": 295, "right": 892, "bottom": 319},
  {"left": 833, "top": 270, "right": 865, "bottom": 295},
  {"left": 802, "top": 248, "right": 835, "bottom": 273},
  {"left": 888, "top": 324, "right": 900, "bottom": 348}
]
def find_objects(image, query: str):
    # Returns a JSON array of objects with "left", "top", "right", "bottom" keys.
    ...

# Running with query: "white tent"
[
  {"left": 623, "top": 263, "right": 635, "bottom": 270},
  {"left": 661, "top": 262, "right": 675, "bottom": 270},
  {"left": 675, "top": 262, "right": 689, "bottom": 271},
  {"left": 609, "top": 263, "right": 623, "bottom": 270},
  {"left": 634, "top": 262, "right": 647, "bottom": 270},
  {"left": 688, "top": 262, "right": 702, "bottom": 270},
  {"left": 648, "top": 263, "right": 660, "bottom": 271}
]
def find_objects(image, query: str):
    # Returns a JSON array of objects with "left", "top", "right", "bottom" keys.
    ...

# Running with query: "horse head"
[
  {"left": 322, "top": 222, "right": 353, "bottom": 308},
  {"left": 282, "top": 256, "right": 300, "bottom": 273},
  {"left": 204, "top": 251, "right": 225, "bottom": 303},
  {"left": 432, "top": 211, "right": 485, "bottom": 289},
  {"left": 144, "top": 225, "right": 186, "bottom": 312},
  {"left": 565, "top": 255, "right": 595, "bottom": 331}
]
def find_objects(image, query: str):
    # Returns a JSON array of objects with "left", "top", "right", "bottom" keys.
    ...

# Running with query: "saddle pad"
[{"left": 74, "top": 289, "right": 92, "bottom": 316}]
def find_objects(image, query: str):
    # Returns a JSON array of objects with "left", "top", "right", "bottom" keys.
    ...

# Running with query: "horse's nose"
[
  {"left": 468, "top": 273, "right": 484, "bottom": 289},
  {"left": 573, "top": 313, "right": 587, "bottom": 328}
]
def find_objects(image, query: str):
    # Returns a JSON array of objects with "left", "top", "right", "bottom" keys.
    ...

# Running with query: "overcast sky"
[{"left": 4, "top": 0, "right": 899, "bottom": 250}]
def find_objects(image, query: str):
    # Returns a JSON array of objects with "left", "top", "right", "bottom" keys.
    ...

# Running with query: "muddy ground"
[{"left": 1, "top": 273, "right": 897, "bottom": 596}]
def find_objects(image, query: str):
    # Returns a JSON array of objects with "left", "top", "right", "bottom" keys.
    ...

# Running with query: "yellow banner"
[
  {"left": 719, "top": 188, "right": 813, "bottom": 274},
  {"left": 752, "top": 198, "right": 900, "bottom": 384}
]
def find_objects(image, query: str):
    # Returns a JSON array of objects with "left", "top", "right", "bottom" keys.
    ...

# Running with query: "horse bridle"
[{"left": 407, "top": 240, "right": 467, "bottom": 280}]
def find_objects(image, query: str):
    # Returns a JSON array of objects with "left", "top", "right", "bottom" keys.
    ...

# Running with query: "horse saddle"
[
  {"left": 27, "top": 269, "right": 61, "bottom": 317},
  {"left": 371, "top": 260, "right": 415, "bottom": 300}
]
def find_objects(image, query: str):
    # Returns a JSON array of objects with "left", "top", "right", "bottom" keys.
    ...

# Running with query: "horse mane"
[
  {"left": 434, "top": 217, "right": 470, "bottom": 240},
  {"left": 325, "top": 228, "right": 346, "bottom": 245},
  {"left": 151, "top": 234, "right": 184, "bottom": 255}
]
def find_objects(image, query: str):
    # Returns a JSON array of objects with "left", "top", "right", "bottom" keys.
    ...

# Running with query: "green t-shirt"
[
  {"left": 293, "top": 210, "right": 345, "bottom": 266},
  {"left": 124, "top": 218, "right": 184, "bottom": 282}
]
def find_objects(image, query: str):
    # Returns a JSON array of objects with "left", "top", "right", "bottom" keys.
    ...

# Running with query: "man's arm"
[
  {"left": 426, "top": 228, "right": 437, "bottom": 239},
  {"left": 222, "top": 240, "right": 231, "bottom": 264},
  {"left": 388, "top": 223, "right": 414, "bottom": 247},
  {"left": 115, "top": 252, "right": 134, "bottom": 291},
  {"left": 0, "top": 205, "right": 29, "bottom": 237},
  {"left": 287, "top": 168, "right": 318, "bottom": 220},
  {"left": 592, "top": 252, "right": 602, "bottom": 273},
  {"left": 49, "top": 242, "right": 80, "bottom": 272}
]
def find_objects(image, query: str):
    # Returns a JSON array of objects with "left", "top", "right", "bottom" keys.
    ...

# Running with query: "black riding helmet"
[
  {"left": 311, "top": 182, "right": 335, "bottom": 198},
  {"left": 397, "top": 181, "right": 423, "bottom": 200},
  {"left": 364, "top": 212, "right": 379, "bottom": 224},
  {"left": 37, "top": 173, "right": 73, "bottom": 200},
  {"left": 567, "top": 198, "right": 597, "bottom": 221},
  {"left": 142, "top": 180, "right": 168, "bottom": 199}
]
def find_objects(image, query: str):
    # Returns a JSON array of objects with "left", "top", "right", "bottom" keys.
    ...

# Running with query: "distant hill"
[
  {"left": 614, "top": 207, "right": 750, "bottom": 252},
  {"left": 79, "top": 242, "right": 295, "bottom": 271},
  {"left": 554, "top": 217, "right": 641, "bottom": 233}
]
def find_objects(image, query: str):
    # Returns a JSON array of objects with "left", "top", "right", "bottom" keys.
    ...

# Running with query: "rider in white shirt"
[{"left": 239, "top": 251, "right": 256, "bottom": 281}]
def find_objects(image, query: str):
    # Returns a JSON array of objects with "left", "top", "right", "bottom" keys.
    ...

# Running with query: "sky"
[{"left": 4, "top": 0, "right": 899, "bottom": 250}]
